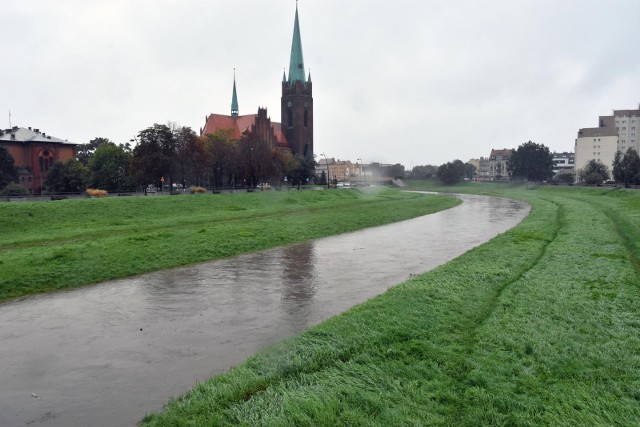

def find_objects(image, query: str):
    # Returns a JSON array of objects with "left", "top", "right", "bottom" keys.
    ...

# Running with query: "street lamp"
[
  {"left": 321, "top": 152, "right": 330, "bottom": 189},
  {"left": 357, "top": 158, "right": 363, "bottom": 187}
]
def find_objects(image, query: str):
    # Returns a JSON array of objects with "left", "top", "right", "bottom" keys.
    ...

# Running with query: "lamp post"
[
  {"left": 321, "top": 152, "right": 330, "bottom": 189},
  {"left": 357, "top": 158, "right": 363, "bottom": 187}
]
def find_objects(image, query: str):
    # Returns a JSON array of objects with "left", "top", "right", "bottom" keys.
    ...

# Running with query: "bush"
[
  {"left": 190, "top": 186, "right": 207, "bottom": 194},
  {"left": 1, "top": 183, "right": 28, "bottom": 196},
  {"left": 85, "top": 188, "right": 108, "bottom": 198}
]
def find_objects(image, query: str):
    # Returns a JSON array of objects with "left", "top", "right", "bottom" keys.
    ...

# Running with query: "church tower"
[{"left": 281, "top": 3, "right": 313, "bottom": 158}]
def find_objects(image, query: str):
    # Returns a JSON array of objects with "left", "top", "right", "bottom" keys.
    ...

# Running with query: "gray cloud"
[{"left": 2, "top": 0, "right": 638, "bottom": 167}]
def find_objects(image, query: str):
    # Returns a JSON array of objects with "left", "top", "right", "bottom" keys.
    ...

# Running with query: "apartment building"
[{"left": 574, "top": 105, "right": 640, "bottom": 182}]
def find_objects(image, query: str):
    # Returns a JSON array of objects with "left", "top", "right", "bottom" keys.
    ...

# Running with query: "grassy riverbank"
[
  {"left": 0, "top": 188, "right": 458, "bottom": 302},
  {"left": 142, "top": 184, "right": 640, "bottom": 426}
]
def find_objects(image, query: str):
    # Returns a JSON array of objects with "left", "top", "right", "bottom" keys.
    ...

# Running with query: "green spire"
[
  {"left": 288, "top": 3, "right": 305, "bottom": 84},
  {"left": 231, "top": 69, "right": 239, "bottom": 118}
]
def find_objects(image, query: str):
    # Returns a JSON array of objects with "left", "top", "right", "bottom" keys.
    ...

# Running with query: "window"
[
  {"left": 287, "top": 107, "right": 293, "bottom": 128},
  {"left": 303, "top": 108, "right": 308, "bottom": 128},
  {"left": 39, "top": 151, "right": 54, "bottom": 171}
]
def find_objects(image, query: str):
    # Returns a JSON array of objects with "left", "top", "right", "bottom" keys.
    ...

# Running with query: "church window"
[
  {"left": 304, "top": 108, "right": 308, "bottom": 127},
  {"left": 288, "top": 107, "right": 293, "bottom": 128},
  {"left": 39, "top": 150, "right": 53, "bottom": 171}
]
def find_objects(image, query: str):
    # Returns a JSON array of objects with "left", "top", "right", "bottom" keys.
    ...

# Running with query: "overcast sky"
[{"left": 2, "top": 0, "right": 639, "bottom": 167}]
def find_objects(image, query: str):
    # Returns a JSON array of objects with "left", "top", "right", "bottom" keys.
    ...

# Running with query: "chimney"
[{"left": 28, "top": 126, "right": 32, "bottom": 130}]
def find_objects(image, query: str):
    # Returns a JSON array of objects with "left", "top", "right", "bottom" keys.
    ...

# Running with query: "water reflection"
[{"left": 0, "top": 193, "right": 529, "bottom": 427}]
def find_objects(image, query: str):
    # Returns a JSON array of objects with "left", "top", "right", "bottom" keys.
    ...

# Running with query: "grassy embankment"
[
  {"left": 142, "top": 183, "right": 640, "bottom": 426},
  {"left": 0, "top": 188, "right": 458, "bottom": 302}
]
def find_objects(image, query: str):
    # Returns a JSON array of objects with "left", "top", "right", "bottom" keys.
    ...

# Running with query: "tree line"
[
  {"left": 1, "top": 123, "right": 316, "bottom": 195},
  {"left": 408, "top": 140, "right": 640, "bottom": 186}
]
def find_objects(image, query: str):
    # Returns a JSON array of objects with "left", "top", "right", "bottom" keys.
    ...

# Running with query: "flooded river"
[{"left": 0, "top": 194, "right": 529, "bottom": 426}]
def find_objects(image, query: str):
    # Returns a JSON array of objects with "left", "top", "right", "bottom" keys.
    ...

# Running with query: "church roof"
[
  {"left": 287, "top": 4, "right": 306, "bottom": 84},
  {"left": 231, "top": 72, "right": 239, "bottom": 118},
  {"left": 201, "top": 114, "right": 288, "bottom": 146},
  {"left": 0, "top": 127, "right": 77, "bottom": 145}
]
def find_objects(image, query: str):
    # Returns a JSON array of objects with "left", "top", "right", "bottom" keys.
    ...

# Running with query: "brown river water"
[{"left": 0, "top": 193, "right": 529, "bottom": 426}]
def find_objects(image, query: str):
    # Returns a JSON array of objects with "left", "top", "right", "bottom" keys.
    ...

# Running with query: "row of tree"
[
  {"left": 431, "top": 141, "right": 632, "bottom": 187},
  {"left": 20, "top": 123, "right": 317, "bottom": 194}
]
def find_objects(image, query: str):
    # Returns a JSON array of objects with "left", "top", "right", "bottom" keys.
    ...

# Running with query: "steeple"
[
  {"left": 287, "top": 2, "right": 305, "bottom": 84},
  {"left": 231, "top": 69, "right": 239, "bottom": 118}
]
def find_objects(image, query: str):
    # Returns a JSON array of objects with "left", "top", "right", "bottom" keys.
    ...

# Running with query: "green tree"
[
  {"left": 612, "top": 148, "right": 640, "bottom": 186},
  {"left": 44, "top": 159, "right": 89, "bottom": 193},
  {"left": 133, "top": 124, "right": 175, "bottom": 190},
  {"left": 0, "top": 146, "right": 18, "bottom": 189},
  {"left": 289, "top": 154, "right": 316, "bottom": 187},
  {"left": 437, "top": 160, "right": 465, "bottom": 184},
  {"left": 464, "top": 163, "right": 476, "bottom": 180},
  {"left": 76, "top": 137, "right": 112, "bottom": 166},
  {"left": 89, "top": 143, "right": 134, "bottom": 191},
  {"left": 207, "top": 130, "right": 239, "bottom": 189},
  {"left": 554, "top": 172, "right": 574, "bottom": 184},
  {"left": 410, "top": 165, "right": 438, "bottom": 180},
  {"left": 507, "top": 141, "right": 554, "bottom": 181},
  {"left": 579, "top": 159, "right": 609, "bottom": 185},
  {"left": 387, "top": 163, "right": 405, "bottom": 179}
]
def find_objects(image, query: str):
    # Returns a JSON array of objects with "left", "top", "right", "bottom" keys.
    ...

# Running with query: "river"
[{"left": 0, "top": 193, "right": 529, "bottom": 426}]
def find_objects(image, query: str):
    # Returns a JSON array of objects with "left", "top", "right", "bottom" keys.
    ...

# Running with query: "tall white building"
[{"left": 574, "top": 105, "right": 640, "bottom": 182}]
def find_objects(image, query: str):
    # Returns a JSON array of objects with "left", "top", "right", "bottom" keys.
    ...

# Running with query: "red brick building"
[
  {"left": 200, "top": 4, "right": 313, "bottom": 159},
  {"left": 0, "top": 126, "right": 78, "bottom": 193}
]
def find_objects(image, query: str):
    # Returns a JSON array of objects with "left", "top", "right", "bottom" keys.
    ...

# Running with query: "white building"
[
  {"left": 574, "top": 106, "right": 640, "bottom": 182},
  {"left": 552, "top": 152, "right": 574, "bottom": 177}
]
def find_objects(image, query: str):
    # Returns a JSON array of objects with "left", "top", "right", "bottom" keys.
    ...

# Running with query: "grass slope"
[
  {"left": 142, "top": 184, "right": 640, "bottom": 426},
  {"left": 0, "top": 188, "right": 458, "bottom": 301}
]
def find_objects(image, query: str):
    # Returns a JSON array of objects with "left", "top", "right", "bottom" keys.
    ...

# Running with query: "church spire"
[
  {"left": 287, "top": 2, "right": 305, "bottom": 84},
  {"left": 231, "top": 69, "right": 239, "bottom": 118}
]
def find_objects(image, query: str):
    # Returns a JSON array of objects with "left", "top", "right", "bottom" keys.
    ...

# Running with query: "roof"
[
  {"left": 0, "top": 127, "right": 77, "bottom": 145},
  {"left": 577, "top": 127, "right": 618, "bottom": 138},
  {"left": 287, "top": 4, "right": 306, "bottom": 84},
  {"left": 489, "top": 148, "right": 513, "bottom": 160},
  {"left": 201, "top": 114, "right": 288, "bottom": 145}
]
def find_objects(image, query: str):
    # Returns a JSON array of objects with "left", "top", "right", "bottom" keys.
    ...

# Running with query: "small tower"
[
  {"left": 231, "top": 69, "right": 239, "bottom": 118},
  {"left": 281, "top": 3, "right": 313, "bottom": 158}
]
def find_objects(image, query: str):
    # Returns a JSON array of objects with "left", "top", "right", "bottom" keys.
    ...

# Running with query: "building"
[
  {"left": 316, "top": 158, "right": 363, "bottom": 184},
  {"left": 574, "top": 106, "right": 639, "bottom": 182},
  {"left": 477, "top": 157, "right": 491, "bottom": 181},
  {"left": 551, "top": 152, "right": 574, "bottom": 177},
  {"left": 200, "top": 4, "right": 313, "bottom": 160},
  {"left": 0, "top": 126, "right": 78, "bottom": 193},
  {"left": 488, "top": 149, "right": 513, "bottom": 181}
]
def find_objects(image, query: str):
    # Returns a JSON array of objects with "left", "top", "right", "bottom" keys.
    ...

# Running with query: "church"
[{"left": 200, "top": 4, "right": 313, "bottom": 160}]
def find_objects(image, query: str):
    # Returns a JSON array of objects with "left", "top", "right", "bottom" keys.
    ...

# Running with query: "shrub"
[
  {"left": 1, "top": 183, "right": 28, "bottom": 196},
  {"left": 190, "top": 186, "right": 207, "bottom": 194},
  {"left": 85, "top": 188, "right": 108, "bottom": 198}
]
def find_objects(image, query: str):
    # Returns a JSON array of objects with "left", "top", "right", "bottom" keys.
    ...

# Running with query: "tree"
[
  {"left": 207, "top": 130, "right": 239, "bottom": 189},
  {"left": 437, "top": 160, "right": 466, "bottom": 184},
  {"left": 76, "top": 137, "right": 112, "bottom": 166},
  {"left": 289, "top": 154, "right": 316, "bottom": 187},
  {"left": 133, "top": 124, "right": 175, "bottom": 190},
  {"left": 464, "top": 163, "right": 476, "bottom": 180},
  {"left": 0, "top": 146, "right": 18, "bottom": 189},
  {"left": 387, "top": 163, "right": 405, "bottom": 179},
  {"left": 579, "top": 159, "right": 609, "bottom": 185},
  {"left": 554, "top": 172, "right": 574, "bottom": 184},
  {"left": 44, "top": 159, "right": 89, "bottom": 193},
  {"left": 507, "top": 141, "right": 554, "bottom": 181},
  {"left": 612, "top": 148, "right": 640, "bottom": 186},
  {"left": 89, "top": 143, "right": 134, "bottom": 191},
  {"left": 410, "top": 165, "right": 438, "bottom": 180}
]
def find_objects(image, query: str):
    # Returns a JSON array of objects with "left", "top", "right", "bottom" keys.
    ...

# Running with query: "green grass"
[
  {"left": 0, "top": 188, "right": 459, "bottom": 301},
  {"left": 142, "top": 183, "right": 640, "bottom": 426}
]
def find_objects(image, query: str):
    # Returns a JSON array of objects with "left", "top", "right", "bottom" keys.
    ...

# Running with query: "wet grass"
[
  {"left": 0, "top": 188, "right": 458, "bottom": 301},
  {"left": 142, "top": 184, "right": 640, "bottom": 426}
]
